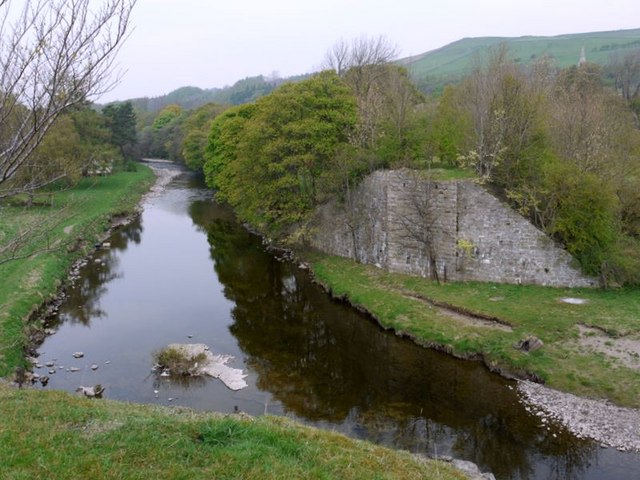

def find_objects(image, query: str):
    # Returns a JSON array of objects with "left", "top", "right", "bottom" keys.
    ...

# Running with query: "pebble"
[
  {"left": 69, "top": 367, "right": 81, "bottom": 372},
  {"left": 91, "top": 364, "right": 99, "bottom": 371},
  {"left": 519, "top": 380, "right": 640, "bottom": 452},
  {"left": 104, "top": 361, "right": 111, "bottom": 364},
  {"left": 48, "top": 369, "right": 56, "bottom": 375},
  {"left": 45, "top": 361, "right": 54, "bottom": 368},
  {"left": 72, "top": 352, "right": 84, "bottom": 359}
]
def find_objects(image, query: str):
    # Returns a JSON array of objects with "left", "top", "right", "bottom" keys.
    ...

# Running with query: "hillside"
[
  {"left": 401, "top": 27, "right": 640, "bottom": 90},
  {"left": 113, "top": 28, "right": 640, "bottom": 111},
  {"left": 125, "top": 73, "right": 310, "bottom": 114}
]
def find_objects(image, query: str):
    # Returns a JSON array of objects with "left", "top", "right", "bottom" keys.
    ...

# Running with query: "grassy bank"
[
  {"left": 311, "top": 255, "right": 640, "bottom": 407},
  {"left": 0, "top": 169, "right": 464, "bottom": 480},
  {"left": 0, "top": 167, "right": 155, "bottom": 377},
  {"left": 0, "top": 384, "right": 463, "bottom": 480}
]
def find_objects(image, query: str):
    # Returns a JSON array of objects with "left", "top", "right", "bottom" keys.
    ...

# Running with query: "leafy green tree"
[
  {"left": 204, "top": 71, "right": 357, "bottom": 235},
  {"left": 182, "top": 103, "right": 227, "bottom": 172},
  {"left": 204, "top": 104, "right": 255, "bottom": 203},
  {"left": 545, "top": 164, "right": 619, "bottom": 276},
  {"left": 139, "top": 104, "right": 186, "bottom": 160},
  {"left": 426, "top": 85, "right": 472, "bottom": 166},
  {"left": 71, "top": 106, "right": 121, "bottom": 172},
  {"left": 102, "top": 102, "right": 137, "bottom": 159}
]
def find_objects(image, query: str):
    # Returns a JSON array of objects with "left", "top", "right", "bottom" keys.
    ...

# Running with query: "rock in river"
[{"left": 157, "top": 343, "right": 248, "bottom": 391}]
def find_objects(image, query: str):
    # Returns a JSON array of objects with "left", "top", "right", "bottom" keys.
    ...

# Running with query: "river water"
[{"left": 36, "top": 164, "right": 640, "bottom": 479}]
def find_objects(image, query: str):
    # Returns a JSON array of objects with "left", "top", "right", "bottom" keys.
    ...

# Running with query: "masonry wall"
[{"left": 311, "top": 170, "right": 596, "bottom": 288}]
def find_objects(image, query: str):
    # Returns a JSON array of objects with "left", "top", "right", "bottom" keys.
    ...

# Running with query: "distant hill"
[
  {"left": 400, "top": 28, "right": 640, "bottom": 91},
  {"left": 125, "top": 73, "right": 310, "bottom": 115},
  {"left": 114, "top": 28, "right": 640, "bottom": 112}
]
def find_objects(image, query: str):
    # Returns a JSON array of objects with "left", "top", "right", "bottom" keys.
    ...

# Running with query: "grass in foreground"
[
  {"left": 311, "top": 255, "right": 640, "bottom": 407},
  {"left": 0, "top": 384, "right": 464, "bottom": 480},
  {"left": 0, "top": 167, "right": 155, "bottom": 377}
]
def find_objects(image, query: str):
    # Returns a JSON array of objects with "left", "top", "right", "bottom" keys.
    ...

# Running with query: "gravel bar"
[{"left": 518, "top": 380, "right": 640, "bottom": 452}]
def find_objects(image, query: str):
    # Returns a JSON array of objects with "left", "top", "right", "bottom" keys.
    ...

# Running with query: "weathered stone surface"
[
  {"left": 451, "top": 459, "right": 496, "bottom": 480},
  {"left": 76, "top": 384, "right": 105, "bottom": 398},
  {"left": 311, "top": 170, "right": 596, "bottom": 288},
  {"left": 514, "top": 336, "right": 544, "bottom": 353}
]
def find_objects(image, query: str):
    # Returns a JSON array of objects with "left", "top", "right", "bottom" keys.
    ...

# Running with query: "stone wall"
[{"left": 311, "top": 170, "right": 596, "bottom": 288}]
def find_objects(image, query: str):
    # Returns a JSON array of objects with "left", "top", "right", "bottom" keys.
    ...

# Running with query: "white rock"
[
  {"left": 76, "top": 385, "right": 104, "bottom": 398},
  {"left": 163, "top": 343, "right": 248, "bottom": 391}
]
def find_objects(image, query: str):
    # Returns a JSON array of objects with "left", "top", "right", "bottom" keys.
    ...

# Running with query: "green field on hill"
[{"left": 401, "top": 28, "right": 640, "bottom": 83}]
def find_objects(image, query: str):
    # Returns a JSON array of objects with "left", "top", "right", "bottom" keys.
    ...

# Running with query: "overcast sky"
[{"left": 100, "top": 0, "right": 639, "bottom": 102}]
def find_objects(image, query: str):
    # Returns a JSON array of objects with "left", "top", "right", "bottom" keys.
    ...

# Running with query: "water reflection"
[
  {"left": 52, "top": 219, "right": 143, "bottom": 327},
  {"left": 37, "top": 169, "right": 640, "bottom": 480},
  {"left": 190, "top": 198, "right": 608, "bottom": 480}
]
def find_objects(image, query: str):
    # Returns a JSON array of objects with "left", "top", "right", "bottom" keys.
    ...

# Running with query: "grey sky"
[{"left": 101, "top": 0, "right": 639, "bottom": 102}]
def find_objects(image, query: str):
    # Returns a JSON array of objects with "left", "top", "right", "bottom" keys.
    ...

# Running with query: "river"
[{"left": 36, "top": 163, "right": 640, "bottom": 479}]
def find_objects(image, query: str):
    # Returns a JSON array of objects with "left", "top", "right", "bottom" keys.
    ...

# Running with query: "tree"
[
  {"left": 203, "top": 103, "right": 255, "bottom": 204},
  {"left": 608, "top": 49, "right": 640, "bottom": 102},
  {"left": 427, "top": 85, "right": 472, "bottom": 167},
  {"left": 0, "top": 0, "right": 136, "bottom": 198},
  {"left": 102, "top": 101, "right": 137, "bottom": 159},
  {"left": 9, "top": 115, "right": 81, "bottom": 202},
  {"left": 323, "top": 36, "right": 399, "bottom": 151},
  {"left": 181, "top": 103, "right": 226, "bottom": 172},
  {"left": 204, "top": 71, "right": 357, "bottom": 235},
  {"left": 396, "top": 171, "right": 447, "bottom": 283}
]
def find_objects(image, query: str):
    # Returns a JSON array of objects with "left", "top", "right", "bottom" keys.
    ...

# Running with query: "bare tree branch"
[{"left": 0, "top": 0, "right": 136, "bottom": 196}]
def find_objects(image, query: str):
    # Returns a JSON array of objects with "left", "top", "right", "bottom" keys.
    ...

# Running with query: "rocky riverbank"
[
  {"left": 25, "top": 164, "right": 181, "bottom": 364},
  {"left": 518, "top": 380, "right": 640, "bottom": 452}
]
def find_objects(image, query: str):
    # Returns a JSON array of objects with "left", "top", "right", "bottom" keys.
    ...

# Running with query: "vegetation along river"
[{"left": 36, "top": 163, "right": 640, "bottom": 480}]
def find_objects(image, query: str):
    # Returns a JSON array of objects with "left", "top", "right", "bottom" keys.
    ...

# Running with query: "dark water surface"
[{"left": 37, "top": 165, "right": 640, "bottom": 479}]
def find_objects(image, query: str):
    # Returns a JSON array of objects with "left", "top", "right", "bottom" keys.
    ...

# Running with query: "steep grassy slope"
[{"left": 402, "top": 28, "right": 640, "bottom": 85}]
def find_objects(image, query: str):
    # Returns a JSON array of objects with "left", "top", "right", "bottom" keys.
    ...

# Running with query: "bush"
[
  {"left": 545, "top": 165, "right": 619, "bottom": 276},
  {"left": 154, "top": 346, "right": 206, "bottom": 375},
  {"left": 603, "top": 237, "right": 640, "bottom": 287}
]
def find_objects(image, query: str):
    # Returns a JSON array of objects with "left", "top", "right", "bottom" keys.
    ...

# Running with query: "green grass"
[
  {"left": 311, "top": 255, "right": 640, "bottom": 407},
  {"left": 0, "top": 168, "right": 466, "bottom": 480},
  {"left": 0, "top": 167, "right": 155, "bottom": 377},
  {"left": 401, "top": 28, "right": 640, "bottom": 82},
  {"left": 0, "top": 383, "right": 464, "bottom": 480},
  {"left": 426, "top": 167, "right": 476, "bottom": 181}
]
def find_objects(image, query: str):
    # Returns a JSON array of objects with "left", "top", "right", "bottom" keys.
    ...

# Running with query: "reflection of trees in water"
[
  {"left": 194, "top": 200, "right": 605, "bottom": 480},
  {"left": 151, "top": 372, "right": 207, "bottom": 390},
  {"left": 53, "top": 218, "right": 143, "bottom": 326}
]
